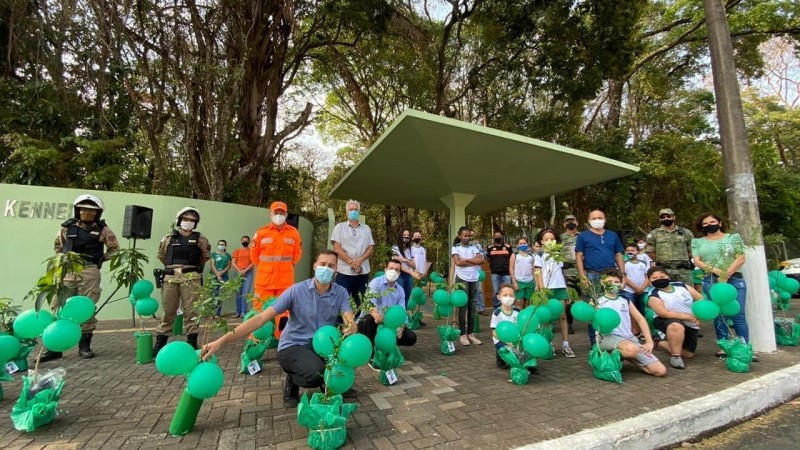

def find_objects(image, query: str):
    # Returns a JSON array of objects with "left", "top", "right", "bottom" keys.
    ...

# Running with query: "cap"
[
  {"left": 659, "top": 208, "right": 674, "bottom": 216},
  {"left": 564, "top": 215, "right": 577, "bottom": 221},
  {"left": 270, "top": 201, "right": 288, "bottom": 213}
]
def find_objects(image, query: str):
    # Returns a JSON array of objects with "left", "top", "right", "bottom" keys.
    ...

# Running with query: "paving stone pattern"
[{"left": 1, "top": 308, "right": 800, "bottom": 450}]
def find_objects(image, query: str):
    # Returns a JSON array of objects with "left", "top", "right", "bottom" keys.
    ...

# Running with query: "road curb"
[{"left": 516, "top": 362, "right": 800, "bottom": 450}]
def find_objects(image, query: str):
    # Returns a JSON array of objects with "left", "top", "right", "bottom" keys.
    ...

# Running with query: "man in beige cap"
[
  {"left": 646, "top": 208, "right": 695, "bottom": 285},
  {"left": 251, "top": 201, "right": 302, "bottom": 336}
]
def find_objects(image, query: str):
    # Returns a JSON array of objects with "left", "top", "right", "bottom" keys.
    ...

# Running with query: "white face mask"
[
  {"left": 589, "top": 219, "right": 605, "bottom": 230},
  {"left": 385, "top": 269, "right": 400, "bottom": 282},
  {"left": 272, "top": 214, "right": 286, "bottom": 225},
  {"left": 637, "top": 242, "right": 646, "bottom": 250},
  {"left": 180, "top": 220, "right": 195, "bottom": 231},
  {"left": 500, "top": 296, "right": 515, "bottom": 307}
]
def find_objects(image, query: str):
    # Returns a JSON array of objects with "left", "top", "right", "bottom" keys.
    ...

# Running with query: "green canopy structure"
[{"left": 330, "top": 109, "right": 638, "bottom": 241}]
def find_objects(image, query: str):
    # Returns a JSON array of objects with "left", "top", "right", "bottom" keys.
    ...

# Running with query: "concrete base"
[{"left": 518, "top": 363, "right": 800, "bottom": 450}]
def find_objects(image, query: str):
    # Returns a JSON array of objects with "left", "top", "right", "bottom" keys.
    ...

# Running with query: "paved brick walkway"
[{"left": 2, "top": 308, "right": 800, "bottom": 450}]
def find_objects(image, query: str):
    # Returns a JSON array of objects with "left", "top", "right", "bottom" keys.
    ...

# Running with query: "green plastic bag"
[
  {"left": 173, "top": 313, "right": 184, "bottom": 336},
  {"left": 498, "top": 346, "right": 537, "bottom": 385},
  {"left": 169, "top": 389, "right": 204, "bottom": 436},
  {"left": 372, "top": 346, "right": 405, "bottom": 386},
  {"left": 11, "top": 371, "right": 65, "bottom": 432},
  {"left": 239, "top": 339, "right": 267, "bottom": 374},
  {"left": 718, "top": 338, "right": 752, "bottom": 373},
  {"left": 775, "top": 318, "right": 800, "bottom": 346},
  {"left": 588, "top": 343, "right": 623, "bottom": 384},
  {"left": 538, "top": 323, "right": 554, "bottom": 342},
  {"left": 437, "top": 325, "right": 460, "bottom": 356},
  {"left": 407, "top": 311, "right": 422, "bottom": 330},
  {"left": 13, "top": 341, "right": 37, "bottom": 373},
  {"left": 297, "top": 392, "right": 358, "bottom": 450}
]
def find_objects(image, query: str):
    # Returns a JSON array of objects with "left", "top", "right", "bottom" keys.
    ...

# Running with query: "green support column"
[{"left": 439, "top": 193, "right": 476, "bottom": 253}]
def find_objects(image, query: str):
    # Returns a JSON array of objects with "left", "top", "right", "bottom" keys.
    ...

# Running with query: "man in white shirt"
[
  {"left": 452, "top": 226, "right": 484, "bottom": 346},
  {"left": 331, "top": 200, "right": 374, "bottom": 311}
]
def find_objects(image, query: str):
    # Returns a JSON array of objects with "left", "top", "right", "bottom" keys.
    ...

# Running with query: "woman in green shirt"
[{"left": 691, "top": 213, "right": 748, "bottom": 355}]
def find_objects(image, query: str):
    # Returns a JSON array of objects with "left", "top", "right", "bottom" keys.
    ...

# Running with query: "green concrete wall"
[{"left": 0, "top": 184, "right": 313, "bottom": 321}]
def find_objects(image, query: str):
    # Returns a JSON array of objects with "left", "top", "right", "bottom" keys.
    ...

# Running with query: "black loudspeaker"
[
  {"left": 287, "top": 213, "right": 299, "bottom": 229},
  {"left": 122, "top": 205, "right": 153, "bottom": 239}
]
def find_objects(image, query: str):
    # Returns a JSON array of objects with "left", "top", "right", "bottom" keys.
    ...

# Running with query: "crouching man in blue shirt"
[
  {"left": 202, "top": 249, "right": 357, "bottom": 408},
  {"left": 357, "top": 259, "right": 418, "bottom": 348}
]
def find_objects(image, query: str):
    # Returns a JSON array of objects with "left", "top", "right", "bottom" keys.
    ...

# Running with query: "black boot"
[
  {"left": 283, "top": 374, "right": 300, "bottom": 408},
  {"left": 39, "top": 350, "right": 62, "bottom": 362},
  {"left": 79, "top": 333, "right": 96, "bottom": 359},
  {"left": 186, "top": 333, "right": 199, "bottom": 350},
  {"left": 153, "top": 334, "right": 168, "bottom": 356}
]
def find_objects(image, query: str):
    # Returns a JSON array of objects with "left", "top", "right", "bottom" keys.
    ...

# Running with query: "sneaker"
[
  {"left": 478, "top": 310, "right": 490, "bottom": 316},
  {"left": 467, "top": 334, "right": 482, "bottom": 345},
  {"left": 562, "top": 346, "right": 576, "bottom": 358},
  {"left": 283, "top": 375, "right": 300, "bottom": 408},
  {"left": 459, "top": 335, "right": 471, "bottom": 346},
  {"left": 752, "top": 355, "right": 759, "bottom": 363},
  {"left": 670, "top": 356, "right": 685, "bottom": 370}
]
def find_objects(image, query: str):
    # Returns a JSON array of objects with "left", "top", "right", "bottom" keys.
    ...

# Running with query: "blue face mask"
[
  {"left": 347, "top": 210, "right": 359, "bottom": 221},
  {"left": 315, "top": 266, "right": 335, "bottom": 284},
  {"left": 518, "top": 244, "right": 529, "bottom": 252}
]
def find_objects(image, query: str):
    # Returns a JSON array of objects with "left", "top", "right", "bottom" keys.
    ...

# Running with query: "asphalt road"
[{"left": 675, "top": 398, "right": 800, "bottom": 449}]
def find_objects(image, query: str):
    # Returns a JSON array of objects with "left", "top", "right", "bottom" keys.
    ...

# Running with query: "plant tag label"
[
  {"left": 247, "top": 360, "right": 261, "bottom": 375},
  {"left": 447, "top": 341, "right": 456, "bottom": 353},
  {"left": 5, "top": 361, "right": 19, "bottom": 374},
  {"left": 385, "top": 369, "right": 398, "bottom": 385}
]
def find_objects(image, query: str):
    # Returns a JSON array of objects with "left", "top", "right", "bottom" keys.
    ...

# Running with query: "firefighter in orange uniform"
[{"left": 251, "top": 201, "right": 302, "bottom": 338}]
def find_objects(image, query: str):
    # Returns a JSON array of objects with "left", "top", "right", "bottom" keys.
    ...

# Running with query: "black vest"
[
  {"left": 61, "top": 219, "right": 105, "bottom": 266},
  {"left": 166, "top": 231, "right": 202, "bottom": 266}
]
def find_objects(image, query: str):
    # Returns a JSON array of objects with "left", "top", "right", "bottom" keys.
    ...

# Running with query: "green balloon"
[
  {"left": 261, "top": 298, "right": 277, "bottom": 312},
  {"left": 384, "top": 305, "right": 407, "bottom": 329},
  {"left": 135, "top": 298, "right": 159, "bottom": 316},
  {"left": 0, "top": 334, "right": 21, "bottom": 361},
  {"left": 719, "top": 300, "right": 741, "bottom": 316},
  {"left": 252, "top": 321, "right": 276, "bottom": 340},
  {"left": 478, "top": 269, "right": 486, "bottom": 282},
  {"left": 546, "top": 299, "right": 564, "bottom": 319},
  {"left": 312, "top": 325, "right": 342, "bottom": 358},
  {"left": 570, "top": 301, "right": 595, "bottom": 322},
  {"left": 186, "top": 362, "right": 225, "bottom": 399},
  {"left": 769, "top": 277, "right": 778, "bottom": 290},
  {"left": 779, "top": 277, "right": 800, "bottom": 294},
  {"left": 195, "top": 349, "right": 218, "bottom": 365},
  {"left": 375, "top": 326, "right": 397, "bottom": 353},
  {"left": 436, "top": 304, "right": 453, "bottom": 316},
  {"left": 534, "top": 306, "right": 552, "bottom": 323},
  {"left": 411, "top": 287, "right": 425, "bottom": 301},
  {"left": 433, "top": 290, "right": 451, "bottom": 306},
  {"left": 709, "top": 283, "right": 737, "bottom": 305},
  {"left": 776, "top": 271, "right": 788, "bottom": 281},
  {"left": 324, "top": 364, "right": 355, "bottom": 394},
  {"left": 594, "top": 308, "right": 621, "bottom": 334},
  {"left": 517, "top": 306, "right": 539, "bottom": 335},
  {"left": 243, "top": 309, "right": 258, "bottom": 321},
  {"left": 522, "top": 333, "right": 550, "bottom": 358},
  {"left": 58, "top": 295, "right": 95, "bottom": 324},
  {"left": 496, "top": 321, "right": 520, "bottom": 344},
  {"left": 450, "top": 290, "right": 468, "bottom": 308},
  {"left": 645, "top": 308, "right": 655, "bottom": 326},
  {"left": 416, "top": 292, "right": 428, "bottom": 305},
  {"left": 131, "top": 280, "right": 155, "bottom": 299},
  {"left": 42, "top": 319, "right": 82, "bottom": 352},
  {"left": 780, "top": 290, "right": 792, "bottom": 301},
  {"left": 373, "top": 271, "right": 385, "bottom": 280},
  {"left": 406, "top": 298, "right": 418, "bottom": 310},
  {"left": 13, "top": 309, "right": 55, "bottom": 339},
  {"left": 155, "top": 341, "right": 199, "bottom": 376},
  {"left": 691, "top": 300, "right": 720, "bottom": 321},
  {"left": 338, "top": 333, "right": 372, "bottom": 367}
]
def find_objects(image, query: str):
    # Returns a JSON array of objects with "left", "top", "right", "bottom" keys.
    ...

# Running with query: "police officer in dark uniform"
[
  {"left": 153, "top": 207, "right": 211, "bottom": 355},
  {"left": 47, "top": 194, "right": 119, "bottom": 361}
]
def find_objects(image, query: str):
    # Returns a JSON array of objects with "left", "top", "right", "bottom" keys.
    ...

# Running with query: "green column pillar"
[{"left": 439, "top": 192, "right": 476, "bottom": 253}]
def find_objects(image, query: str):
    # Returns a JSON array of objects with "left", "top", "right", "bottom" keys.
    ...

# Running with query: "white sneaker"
[
  {"left": 467, "top": 334, "right": 482, "bottom": 345},
  {"left": 459, "top": 335, "right": 471, "bottom": 346},
  {"left": 562, "top": 346, "right": 576, "bottom": 358}
]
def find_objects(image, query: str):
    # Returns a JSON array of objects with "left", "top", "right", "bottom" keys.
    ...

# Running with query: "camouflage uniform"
[
  {"left": 560, "top": 231, "right": 580, "bottom": 291},
  {"left": 646, "top": 226, "right": 695, "bottom": 285}
]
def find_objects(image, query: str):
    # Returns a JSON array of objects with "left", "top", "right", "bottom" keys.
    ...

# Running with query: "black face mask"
[
  {"left": 413, "top": 238, "right": 421, "bottom": 244},
  {"left": 241, "top": 241, "right": 250, "bottom": 247},
  {"left": 661, "top": 219, "right": 675, "bottom": 227},
  {"left": 566, "top": 223, "right": 577, "bottom": 230},
  {"left": 651, "top": 278, "right": 671, "bottom": 289},
  {"left": 703, "top": 224, "right": 721, "bottom": 234},
  {"left": 493, "top": 237, "right": 503, "bottom": 244},
  {"left": 403, "top": 237, "right": 410, "bottom": 243}
]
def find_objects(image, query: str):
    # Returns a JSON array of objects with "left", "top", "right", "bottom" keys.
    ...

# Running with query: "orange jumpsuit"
[{"left": 251, "top": 223, "right": 302, "bottom": 338}]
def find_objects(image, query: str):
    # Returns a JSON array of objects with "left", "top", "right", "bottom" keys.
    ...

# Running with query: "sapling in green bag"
[
  {"left": 718, "top": 338, "right": 752, "bottom": 373},
  {"left": 437, "top": 325, "right": 460, "bottom": 356},
  {"left": 239, "top": 339, "right": 268, "bottom": 374},
  {"left": 11, "top": 368, "right": 66, "bottom": 432},
  {"left": 371, "top": 346, "right": 404, "bottom": 386},
  {"left": 498, "top": 347, "right": 537, "bottom": 385},
  {"left": 588, "top": 343, "right": 623, "bottom": 384},
  {"left": 774, "top": 318, "right": 800, "bottom": 346},
  {"left": 297, "top": 392, "right": 358, "bottom": 450}
]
